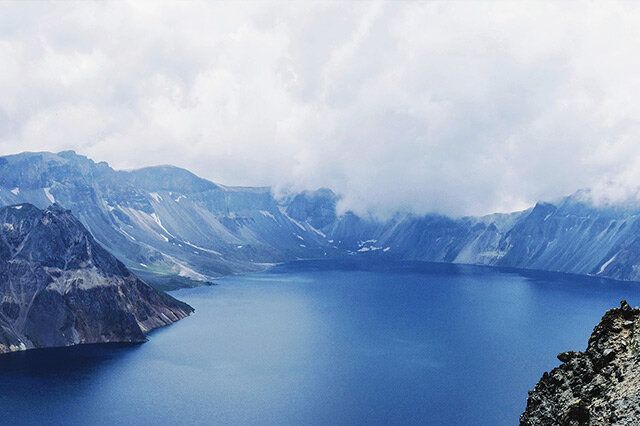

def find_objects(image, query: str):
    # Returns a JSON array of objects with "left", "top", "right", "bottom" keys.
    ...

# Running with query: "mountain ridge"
[{"left": 2, "top": 150, "right": 640, "bottom": 288}]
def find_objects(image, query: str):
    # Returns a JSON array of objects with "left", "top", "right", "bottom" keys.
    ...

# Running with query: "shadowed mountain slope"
[{"left": 0, "top": 203, "right": 192, "bottom": 354}]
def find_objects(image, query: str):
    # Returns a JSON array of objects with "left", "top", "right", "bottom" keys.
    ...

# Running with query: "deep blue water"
[{"left": 1, "top": 260, "right": 640, "bottom": 425}]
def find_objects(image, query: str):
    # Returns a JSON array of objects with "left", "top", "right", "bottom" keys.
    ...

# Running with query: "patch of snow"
[
  {"left": 151, "top": 212, "right": 177, "bottom": 239},
  {"left": 174, "top": 194, "right": 186, "bottom": 202},
  {"left": 598, "top": 254, "right": 617, "bottom": 275},
  {"left": 140, "top": 263, "right": 148, "bottom": 268},
  {"left": 237, "top": 245, "right": 243, "bottom": 249},
  {"left": 44, "top": 187, "right": 55, "bottom": 203},
  {"left": 259, "top": 210, "right": 276, "bottom": 220},
  {"left": 296, "top": 234, "right": 304, "bottom": 240},
  {"left": 357, "top": 239, "right": 378, "bottom": 247},
  {"left": 118, "top": 227, "right": 137, "bottom": 241},
  {"left": 149, "top": 192, "right": 162, "bottom": 202},
  {"left": 121, "top": 208, "right": 178, "bottom": 244},
  {"left": 308, "top": 224, "right": 326, "bottom": 238},
  {"left": 289, "top": 217, "right": 306, "bottom": 231},
  {"left": 3, "top": 223, "right": 14, "bottom": 230},
  {"left": 10, "top": 187, "right": 19, "bottom": 195},
  {"left": 358, "top": 245, "right": 382, "bottom": 253},
  {"left": 383, "top": 247, "right": 391, "bottom": 252},
  {"left": 13, "top": 205, "right": 22, "bottom": 210},
  {"left": 299, "top": 244, "right": 306, "bottom": 247},
  {"left": 278, "top": 206, "right": 306, "bottom": 230},
  {"left": 183, "top": 241, "right": 222, "bottom": 255}
]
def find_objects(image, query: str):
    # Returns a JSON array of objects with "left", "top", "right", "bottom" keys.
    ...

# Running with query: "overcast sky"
[{"left": 2, "top": 1, "right": 640, "bottom": 217}]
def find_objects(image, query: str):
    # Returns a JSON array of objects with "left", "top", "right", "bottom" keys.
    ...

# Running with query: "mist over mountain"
[
  {"left": 4, "top": 2, "right": 640, "bottom": 218},
  {"left": 2, "top": 150, "right": 640, "bottom": 290}
]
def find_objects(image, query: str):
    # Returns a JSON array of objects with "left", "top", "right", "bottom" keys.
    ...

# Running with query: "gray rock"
[
  {"left": 557, "top": 351, "right": 577, "bottom": 363},
  {"left": 521, "top": 300, "right": 640, "bottom": 425},
  {"left": 0, "top": 203, "right": 193, "bottom": 355}
]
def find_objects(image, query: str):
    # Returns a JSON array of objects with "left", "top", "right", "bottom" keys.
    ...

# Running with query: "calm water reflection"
[{"left": 1, "top": 260, "right": 639, "bottom": 425}]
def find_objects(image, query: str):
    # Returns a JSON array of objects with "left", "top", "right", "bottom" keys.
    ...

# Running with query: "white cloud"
[{"left": 2, "top": 1, "right": 640, "bottom": 217}]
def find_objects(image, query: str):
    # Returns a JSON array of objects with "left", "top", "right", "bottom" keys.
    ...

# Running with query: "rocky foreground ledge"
[{"left": 521, "top": 300, "right": 640, "bottom": 425}]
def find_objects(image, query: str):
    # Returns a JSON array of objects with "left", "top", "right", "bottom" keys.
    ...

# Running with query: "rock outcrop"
[
  {"left": 521, "top": 300, "right": 640, "bottom": 425},
  {"left": 0, "top": 203, "right": 193, "bottom": 354}
]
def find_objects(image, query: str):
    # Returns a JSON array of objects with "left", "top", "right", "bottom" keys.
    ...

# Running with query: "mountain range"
[{"left": 2, "top": 150, "right": 640, "bottom": 289}]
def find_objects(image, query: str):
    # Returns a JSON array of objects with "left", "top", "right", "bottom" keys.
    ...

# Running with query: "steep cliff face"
[
  {"left": 0, "top": 203, "right": 192, "bottom": 354},
  {"left": 521, "top": 301, "right": 640, "bottom": 425}
]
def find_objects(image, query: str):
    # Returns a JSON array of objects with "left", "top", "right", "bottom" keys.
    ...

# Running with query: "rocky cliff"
[
  {"left": 521, "top": 300, "right": 640, "bottom": 425},
  {"left": 0, "top": 203, "right": 193, "bottom": 354}
]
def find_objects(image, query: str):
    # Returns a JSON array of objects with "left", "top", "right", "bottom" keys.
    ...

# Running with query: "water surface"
[{"left": 1, "top": 260, "right": 639, "bottom": 425}]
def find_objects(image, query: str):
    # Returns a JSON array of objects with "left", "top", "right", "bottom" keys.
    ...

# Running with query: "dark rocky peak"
[
  {"left": 0, "top": 202, "right": 193, "bottom": 355},
  {"left": 1, "top": 203, "right": 128, "bottom": 276}
]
